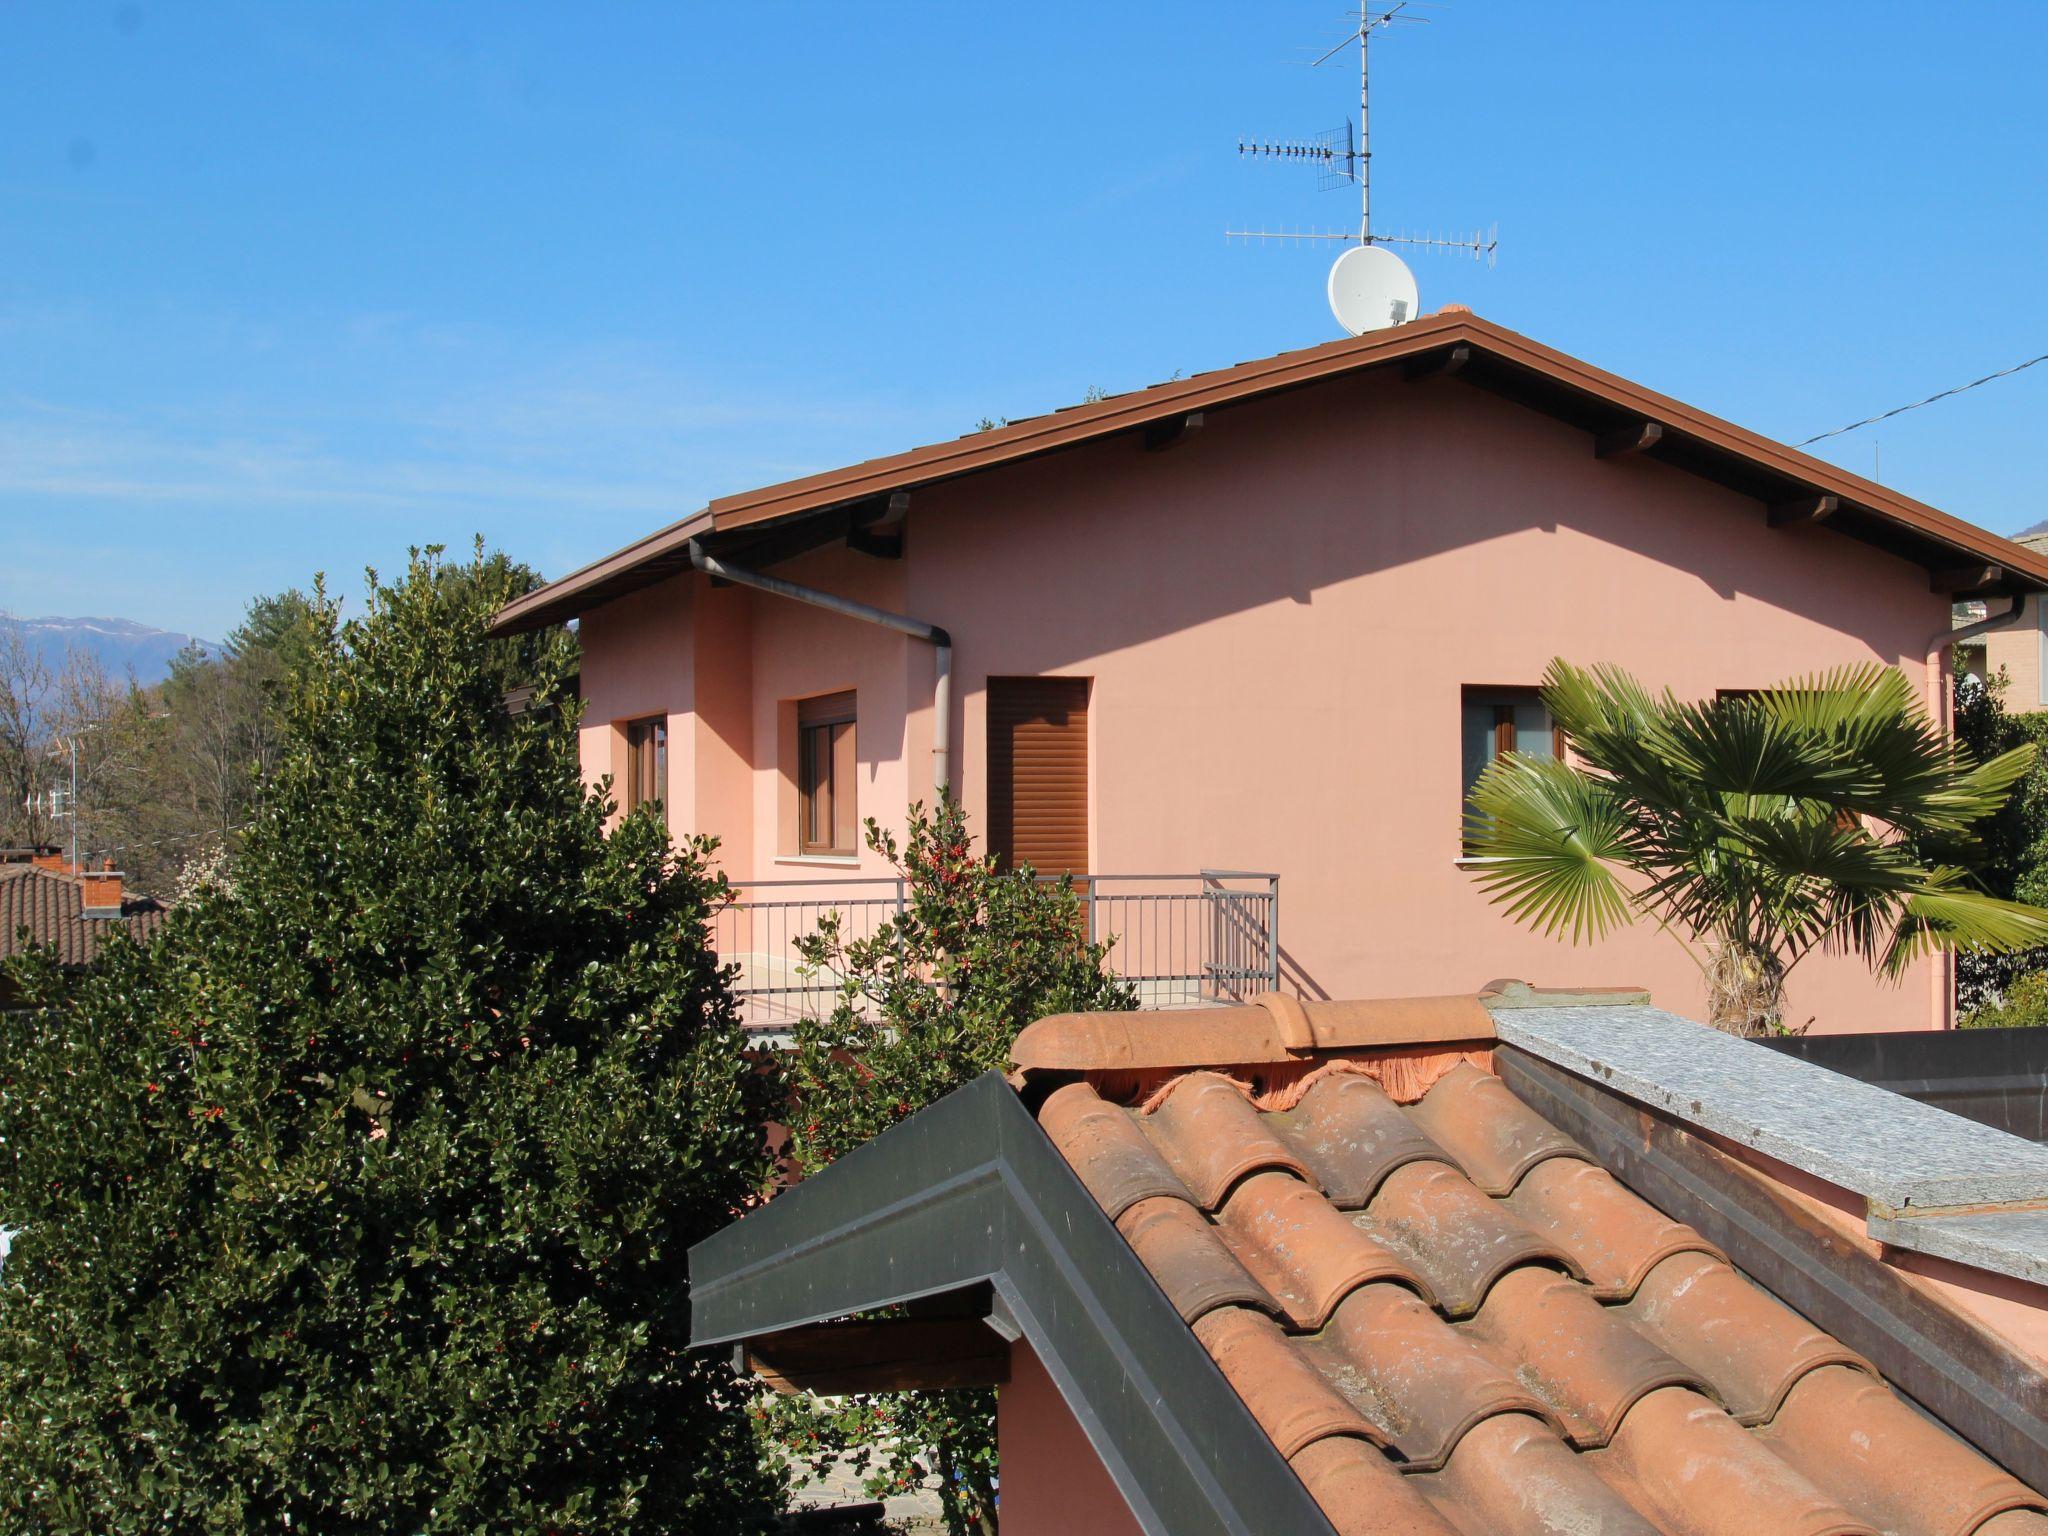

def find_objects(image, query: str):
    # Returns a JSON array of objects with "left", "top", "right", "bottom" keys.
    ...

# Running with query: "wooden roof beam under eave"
[
  {"left": 1403, "top": 342, "right": 1472, "bottom": 383},
  {"left": 1143, "top": 410, "right": 1204, "bottom": 452},
  {"left": 1932, "top": 563, "right": 2008, "bottom": 596},
  {"left": 1769, "top": 494, "right": 1841, "bottom": 528},
  {"left": 1595, "top": 420, "right": 1664, "bottom": 459}
]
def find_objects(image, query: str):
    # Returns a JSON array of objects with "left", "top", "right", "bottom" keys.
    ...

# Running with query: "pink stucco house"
[{"left": 492, "top": 309, "right": 2048, "bottom": 1033}]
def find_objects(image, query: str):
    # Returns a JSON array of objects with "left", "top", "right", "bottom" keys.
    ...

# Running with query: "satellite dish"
[{"left": 1327, "top": 243, "right": 1419, "bottom": 336}]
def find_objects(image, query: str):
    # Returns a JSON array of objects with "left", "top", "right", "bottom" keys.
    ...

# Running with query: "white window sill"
[
  {"left": 1454, "top": 856, "right": 1512, "bottom": 867},
  {"left": 774, "top": 854, "right": 863, "bottom": 869}
]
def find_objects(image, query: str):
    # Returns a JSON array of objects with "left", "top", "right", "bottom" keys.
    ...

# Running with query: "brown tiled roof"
[
  {"left": 491, "top": 311, "right": 2048, "bottom": 635},
  {"left": 1033, "top": 1044, "right": 2048, "bottom": 1536},
  {"left": 0, "top": 865, "right": 167, "bottom": 969}
]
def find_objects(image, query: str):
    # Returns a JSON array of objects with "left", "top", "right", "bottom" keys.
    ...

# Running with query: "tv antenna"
[{"left": 1230, "top": 2, "right": 1497, "bottom": 332}]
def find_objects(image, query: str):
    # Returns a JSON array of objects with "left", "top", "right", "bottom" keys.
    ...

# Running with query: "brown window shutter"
[{"left": 987, "top": 677, "right": 1089, "bottom": 877}]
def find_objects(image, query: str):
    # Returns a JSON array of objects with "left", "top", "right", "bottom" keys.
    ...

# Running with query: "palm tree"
[{"left": 1463, "top": 660, "right": 2048, "bottom": 1036}]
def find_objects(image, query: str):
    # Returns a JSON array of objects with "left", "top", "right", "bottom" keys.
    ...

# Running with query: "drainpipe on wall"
[
  {"left": 687, "top": 542, "right": 953, "bottom": 797},
  {"left": 1925, "top": 592, "right": 2030, "bottom": 1029}
]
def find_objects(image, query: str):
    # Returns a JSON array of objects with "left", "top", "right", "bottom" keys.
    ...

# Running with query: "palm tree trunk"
[{"left": 1705, "top": 938, "right": 1785, "bottom": 1037}]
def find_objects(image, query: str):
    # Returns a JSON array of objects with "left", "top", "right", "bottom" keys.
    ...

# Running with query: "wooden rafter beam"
[
  {"left": 745, "top": 1318, "right": 1011, "bottom": 1397},
  {"left": 847, "top": 491, "right": 909, "bottom": 558},
  {"left": 1595, "top": 421, "right": 1664, "bottom": 459},
  {"left": 1143, "top": 410, "right": 1204, "bottom": 453},
  {"left": 1768, "top": 494, "right": 1841, "bottom": 528},
  {"left": 1403, "top": 343, "right": 1471, "bottom": 383},
  {"left": 1931, "top": 564, "right": 2005, "bottom": 595}
]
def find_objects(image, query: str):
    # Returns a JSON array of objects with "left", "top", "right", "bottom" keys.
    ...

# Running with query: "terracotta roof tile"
[
  {"left": 1193, "top": 1305, "right": 1382, "bottom": 1458},
  {"left": 1504, "top": 1157, "right": 1721, "bottom": 1299},
  {"left": 1622, "top": 1250, "right": 1872, "bottom": 1424},
  {"left": 1761, "top": 1365, "right": 2043, "bottom": 1536},
  {"left": 1600, "top": 1385, "right": 1878, "bottom": 1534},
  {"left": 1403, "top": 1061, "right": 1583, "bottom": 1196},
  {"left": 1115, "top": 1195, "right": 1280, "bottom": 1325},
  {"left": 1289, "top": 1435, "right": 1463, "bottom": 1536},
  {"left": 1362, "top": 1161, "right": 1574, "bottom": 1317},
  {"left": 1038, "top": 1081, "right": 1186, "bottom": 1220},
  {"left": 1139, "top": 1072, "right": 1317, "bottom": 1209},
  {"left": 1216, "top": 1171, "right": 1432, "bottom": 1327},
  {"left": 1278, "top": 1071, "right": 1456, "bottom": 1208},
  {"left": 1459, "top": 1263, "right": 1706, "bottom": 1448},
  {"left": 1035, "top": 1043, "right": 2048, "bottom": 1535},
  {"left": 1310, "top": 1281, "right": 1556, "bottom": 1469},
  {"left": 0, "top": 864, "right": 165, "bottom": 970},
  {"left": 1419, "top": 1412, "right": 1662, "bottom": 1535}
]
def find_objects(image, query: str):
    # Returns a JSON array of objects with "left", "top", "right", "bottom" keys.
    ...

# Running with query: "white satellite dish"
[{"left": 1327, "top": 243, "right": 1419, "bottom": 336}]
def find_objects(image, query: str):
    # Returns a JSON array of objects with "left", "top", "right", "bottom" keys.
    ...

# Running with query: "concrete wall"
[
  {"left": 998, "top": 1342, "right": 1145, "bottom": 1536},
  {"left": 577, "top": 368, "right": 1956, "bottom": 1031}
]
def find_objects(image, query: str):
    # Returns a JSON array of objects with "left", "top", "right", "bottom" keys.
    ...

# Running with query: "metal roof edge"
[
  {"left": 687, "top": 1070, "right": 1338, "bottom": 1536},
  {"left": 1488, "top": 1003, "right": 2048, "bottom": 1270}
]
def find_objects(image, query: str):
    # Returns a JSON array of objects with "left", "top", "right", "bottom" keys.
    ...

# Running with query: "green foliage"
[
  {"left": 0, "top": 546, "right": 780, "bottom": 1534},
  {"left": 1959, "top": 968, "right": 2048, "bottom": 1029},
  {"left": 775, "top": 798, "right": 1134, "bottom": 1535},
  {"left": 1464, "top": 659, "right": 2048, "bottom": 1035},
  {"left": 1953, "top": 667, "right": 2048, "bottom": 1012}
]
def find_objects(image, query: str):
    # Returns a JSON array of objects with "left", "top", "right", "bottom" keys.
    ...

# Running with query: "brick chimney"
[
  {"left": 31, "top": 850, "right": 72, "bottom": 875},
  {"left": 79, "top": 861, "right": 124, "bottom": 916}
]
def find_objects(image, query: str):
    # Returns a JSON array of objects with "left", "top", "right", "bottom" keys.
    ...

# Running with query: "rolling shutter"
[{"left": 987, "top": 676, "right": 1090, "bottom": 877}]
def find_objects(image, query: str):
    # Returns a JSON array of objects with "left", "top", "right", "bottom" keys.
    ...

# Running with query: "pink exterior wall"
[
  {"left": 577, "top": 368, "right": 1957, "bottom": 1031},
  {"left": 1979, "top": 593, "right": 2048, "bottom": 712},
  {"left": 998, "top": 1341, "right": 1145, "bottom": 1536}
]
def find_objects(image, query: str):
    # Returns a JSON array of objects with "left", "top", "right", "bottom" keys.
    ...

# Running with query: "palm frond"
[{"left": 1463, "top": 753, "right": 1637, "bottom": 943}]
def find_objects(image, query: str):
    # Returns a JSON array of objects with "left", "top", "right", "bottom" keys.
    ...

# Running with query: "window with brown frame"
[
  {"left": 624, "top": 715, "right": 668, "bottom": 827},
  {"left": 1461, "top": 687, "right": 1563, "bottom": 850},
  {"left": 797, "top": 691, "right": 858, "bottom": 857}
]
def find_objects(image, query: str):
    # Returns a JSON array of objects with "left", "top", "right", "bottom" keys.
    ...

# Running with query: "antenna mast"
[
  {"left": 1231, "top": 2, "right": 1496, "bottom": 265},
  {"left": 1358, "top": 0, "right": 1373, "bottom": 243}
]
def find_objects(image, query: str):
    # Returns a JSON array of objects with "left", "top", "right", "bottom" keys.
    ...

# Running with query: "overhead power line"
[{"left": 1799, "top": 349, "right": 2048, "bottom": 446}]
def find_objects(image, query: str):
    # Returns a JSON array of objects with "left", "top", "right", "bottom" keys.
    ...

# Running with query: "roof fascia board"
[
  {"left": 687, "top": 1070, "right": 1339, "bottom": 1536},
  {"left": 1497, "top": 1044, "right": 2048, "bottom": 1490},
  {"left": 487, "top": 508, "right": 713, "bottom": 635},
  {"left": 701, "top": 314, "right": 2048, "bottom": 592},
  {"left": 705, "top": 315, "right": 1473, "bottom": 533}
]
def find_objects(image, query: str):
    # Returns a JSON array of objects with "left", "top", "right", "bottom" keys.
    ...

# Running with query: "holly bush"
[
  {"left": 0, "top": 547, "right": 782, "bottom": 1533},
  {"left": 776, "top": 798, "right": 1134, "bottom": 1534}
]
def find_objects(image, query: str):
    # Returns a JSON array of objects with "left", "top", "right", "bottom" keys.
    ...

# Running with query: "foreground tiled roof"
[
  {"left": 1039, "top": 1058, "right": 2048, "bottom": 1536},
  {"left": 0, "top": 865, "right": 166, "bottom": 968}
]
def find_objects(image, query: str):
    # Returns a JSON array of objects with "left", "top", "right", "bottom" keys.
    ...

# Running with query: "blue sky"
[{"left": 4, "top": 1, "right": 2046, "bottom": 641}]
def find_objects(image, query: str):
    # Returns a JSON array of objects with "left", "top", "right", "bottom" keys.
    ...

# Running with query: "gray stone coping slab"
[
  {"left": 1489, "top": 1004, "right": 2048, "bottom": 1212},
  {"left": 1867, "top": 1208, "right": 2048, "bottom": 1288}
]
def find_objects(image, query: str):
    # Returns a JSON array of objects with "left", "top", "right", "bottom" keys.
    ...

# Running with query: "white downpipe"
[{"left": 688, "top": 542, "right": 954, "bottom": 798}]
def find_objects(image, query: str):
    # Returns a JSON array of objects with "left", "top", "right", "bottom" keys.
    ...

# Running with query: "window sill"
[
  {"left": 1454, "top": 856, "right": 1512, "bottom": 867},
  {"left": 774, "top": 854, "right": 863, "bottom": 869}
]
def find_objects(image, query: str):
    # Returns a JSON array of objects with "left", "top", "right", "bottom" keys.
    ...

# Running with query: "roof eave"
[{"left": 492, "top": 314, "right": 2048, "bottom": 633}]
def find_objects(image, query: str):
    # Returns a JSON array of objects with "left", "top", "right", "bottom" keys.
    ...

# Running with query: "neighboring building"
[
  {"left": 0, "top": 851, "right": 165, "bottom": 1007},
  {"left": 691, "top": 983, "right": 2048, "bottom": 1535},
  {"left": 493, "top": 310, "right": 2048, "bottom": 1032},
  {"left": 1962, "top": 530, "right": 2048, "bottom": 706}
]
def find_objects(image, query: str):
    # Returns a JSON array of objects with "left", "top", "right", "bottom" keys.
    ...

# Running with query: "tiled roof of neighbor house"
[
  {"left": 0, "top": 864, "right": 167, "bottom": 968},
  {"left": 493, "top": 310, "right": 2048, "bottom": 635},
  {"left": 1029, "top": 1009, "right": 2048, "bottom": 1536}
]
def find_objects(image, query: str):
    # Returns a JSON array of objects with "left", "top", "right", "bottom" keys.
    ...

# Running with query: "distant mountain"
[
  {"left": 0, "top": 614, "right": 217, "bottom": 685},
  {"left": 2013, "top": 519, "right": 2048, "bottom": 539}
]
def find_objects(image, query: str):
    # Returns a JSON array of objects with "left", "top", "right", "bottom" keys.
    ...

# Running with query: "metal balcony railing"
[{"left": 713, "top": 870, "right": 1280, "bottom": 1033}]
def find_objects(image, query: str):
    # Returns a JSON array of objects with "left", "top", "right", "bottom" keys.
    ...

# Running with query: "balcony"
[{"left": 714, "top": 870, "right": 1280, "bottom": 1035}]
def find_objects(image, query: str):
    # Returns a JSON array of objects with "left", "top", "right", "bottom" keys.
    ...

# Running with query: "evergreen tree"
[{"left": 0, "top": 547, "right": 779, "bottom": 1533}]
